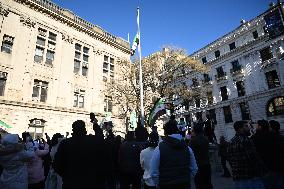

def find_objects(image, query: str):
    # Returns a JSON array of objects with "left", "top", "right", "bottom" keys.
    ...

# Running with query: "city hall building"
[
  {"left": 177, "top": 2, "right": 284, "bottom": 140},
  {"left": 0, "top": 0, "right": 131, "bottom": 138}
]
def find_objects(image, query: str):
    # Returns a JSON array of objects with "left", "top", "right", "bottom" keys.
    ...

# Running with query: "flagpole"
[{"left": 137, "top": 7, "right": 145, "bottom": 127}]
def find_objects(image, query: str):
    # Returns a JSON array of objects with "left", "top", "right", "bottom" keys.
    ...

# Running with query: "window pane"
[
  {"left": 0, "top": 79, "right": 6, "bottom": 96},
  {"left": 48, "top": 32, "right": 57, "bottom": 41},
  {"left": 73, "top": 94, "right": 78, "bottom": 107},
  {"left": 110, "top": 58, "right": 114, "bottom": 64},
  {"left": 75, "top": 52, "right": 81, "bottom": 59},
  {"left": 83, "top": 47, "right": 89, "bottom": 54},
  {"left": 223, "top": 106, "right": 233, "bottom": 123},
  {"left": 110, "top": 65, "right": 114, "bottom": 71},
  {"left": 75, "top": 43, "right": 81, "bottom": 51},
  {"left": 74, "top": 60, "right": 80, "bottom": 74},
  {"left": 48, "top": 41, "right": 56, "bottom": 50},
  {"left": 82, "top": 67, "right": 88, "bottom": 76},
  {"left": 229, "top": 42, "right": 236, "bottom": 51},
  {"left": 260, "top": 47, "right": 273, "bottom": 61},
  {"left": 32, "top": 86, "right": 39, "bottom": 98},
  {"left": 103, "top": 62, "right": 109, "bottom": 69},
  {"left": 1, "top": 43, "right": 12, "bottom": 53},
  {"left": 46, "top": 50, "right": 54, "bottom": 64},
  {"left": 36, "top": 37, "right": 45, "bottom": 46},
  {"left": 34, "top": 47, "right": 44, "bottom": 62},
  {"left": 104, "top": 55, "right": 108, "bottom": 62},
  {"left": 83, "top": 55, "right": 89, "bottom": 62},
  {"left": 79, "top": 96, "right": 84, "bottom": 108},
  {"left": 40, "top": 88, "right": 47, "bottom": 102}
]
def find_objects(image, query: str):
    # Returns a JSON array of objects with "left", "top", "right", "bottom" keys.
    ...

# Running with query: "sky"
[{"left": 52, "top": 0, "right": 273, "bottom": 57}]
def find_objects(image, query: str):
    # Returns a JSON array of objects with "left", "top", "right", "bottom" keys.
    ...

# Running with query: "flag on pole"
[
  {"left": 148, "top": 98, "right": 168, "bottom": 127},
  {"left": 131, "top": 33, "right": 140, "bottom": 56},
  {"left": 0, "top": 120, "right": 12, "bottom": 128}
]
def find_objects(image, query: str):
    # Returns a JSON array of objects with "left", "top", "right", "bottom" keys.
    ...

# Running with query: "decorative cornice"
[
  {"left": 0, "top": 3, "right": 9, "bottom": 17},
  {"left": 20, "top": 15, "right": 36, "bottom": 28},
  {"left": 12, "top": 0, "right": 131, "bottom": 54},
  {"left": 94, "top": 49, "right": 103, "bottom": 56}
]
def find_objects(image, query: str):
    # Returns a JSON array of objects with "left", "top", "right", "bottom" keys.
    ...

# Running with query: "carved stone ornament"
[
  {"left": 62, "top": 34, "right": 73, "bottom": 44},
  {"left": 20, "top": 15, "right": 36, "bottom": 28},
  {"left": 0, "top": 3, "right": 9, "bottom": 17},
  {"left": 94, "top": 49, "right": 103, "bottom": 55}
]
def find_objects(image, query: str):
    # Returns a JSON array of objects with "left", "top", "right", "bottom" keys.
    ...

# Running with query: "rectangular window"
[
  {"left": 216, "top": 67, "right": 225, "bottom": 78},
  {"left": 74, "top": 60, "right": 80, "bottom": 74},
  {"left": 223, "top": 106, "right": 233, "bottom": 123},
  {"left": 34, "top": 28, "right": 57, "bottom": 65},
  {"left": 208, "top": 109, "right": 217, "bottom": 124},
  {"left": 74, "top": 43, "right": 89, "bottom": 76},
  {"left": 265, "top": 70, "right": 280, "bottom": 89},
  {"left": 202, "top": 57, "right": 207, "bottom": 64},
  {"left": 220, "top": 86, "right": 228, "bottom": 101},
  {"left": 73, "top": 90, "right": 85, "bottom": 108},
  {"left": 32, "top": 80, "right": 48, "bottom": 102},
  {"left": 252, "top": 30, "right": 258, "bottom": 39},
  {"left": 207, "top": 91, "right": 213, "bottom": 105},
  {"left": 236, "top": 81, "right": 246, "bottom": 97},
  {"left": 203, "top": 74, "right": 210, "bottom": 82},
  {"left": 229, "top": 42, "right": 236, "bottom": 51},
  {"left": 239, "top": 102, "right": 250, "bottom": 120},
  {"left": 260, "top": 47, "right": 273, "bottom": 61},
  {"left": 1, "top": 35, "right": 14, "bottom": 54},
  {"left": 103, "top": 55, "right": 115, "bottom": 80},
  {"left": 231, "top": 60, "right": 241, "bottom": 70},
  {"left": 214, "top": 50, "right": 220, "bottom": 58}
]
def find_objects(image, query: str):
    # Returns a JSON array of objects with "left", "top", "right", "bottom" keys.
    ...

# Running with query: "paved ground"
[{"left": 192, "top": 164, "right": 234, "bottom": 189}]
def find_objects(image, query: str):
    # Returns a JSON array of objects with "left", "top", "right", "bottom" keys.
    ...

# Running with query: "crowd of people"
[{"left": 0, "top": 113, "right": 283, "bottom": 189}]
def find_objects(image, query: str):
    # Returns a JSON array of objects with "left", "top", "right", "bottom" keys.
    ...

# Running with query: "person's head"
[
  {"left": 257, "top": 119, "right": 269, "bottom": 132},
  {"left": 163, "top": 120, "right": 178, "bottom": 136},
  {"left": 22, "top": 132, "right": 31, "bottom": 143},
  {"left": 125, "top": 131, "right": 135, "bottom": 141},
  {"left": 51, "top": 133, "right": 63, "bottom": 147},
  {"left": 192, "top": 122, "right": 204, "bottom": 136},
  {"left": 72, "top": 120, "right": 87, "bottom": 137},
  {"left": 269, "top": 120, "right": 280, "bottom": 133},
  {"left": 233, "top": 121, "right": 250, "bottom": 135},
  {"left": 170, "top": 114, "right": 176, "bottom": 121},
  {"left": 148, "top": 132, "right": 159, "bottom": 148}
]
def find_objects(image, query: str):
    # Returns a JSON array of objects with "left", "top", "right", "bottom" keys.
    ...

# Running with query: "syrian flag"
[
  {"left": 148, "top": 98, "right": 168, "bottom": 127},
  {"left": 0, "top": 120, "right": 12, "bottom": 128},
  {"left": 131, "top": 33, "right": 140, "bottom": 56}
]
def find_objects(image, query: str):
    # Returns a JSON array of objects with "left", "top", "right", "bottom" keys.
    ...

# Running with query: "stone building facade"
[
  {"left": 0, "top": 0, "right": 131, "bottom": 138},
  {"left": 177, "top": 3, "right": 284, "bottom": 140}
]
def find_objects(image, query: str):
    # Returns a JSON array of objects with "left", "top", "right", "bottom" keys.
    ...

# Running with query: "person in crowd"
[
  {"left": 218, "top": 136, "right": 231, "bottom": 177},
  {"left": 26, "top": 135, "right": 49, "bottom": 189},
  {"left": 113, "top": 135, "right": 122, "bottom": 188},
  {"left": 119, "top": 131, "right": 143, "bottom": 189},
  {"left": 135, "top": 122, "right": 149, "bottom": 142},
  {"left": 150, "top": 119, "right": 198, "bottom": 189},
  {"left": 227, "top": 121, "right": 266, "bottom": 189},
  {"left": 90, "top": 112, "right": 104, "bottom": 138},
  {"left": 204, "top": 114, "right": 216, "bottom": 143},
  {"left": 140, "top": 132, "right": 159, "bottom": 189},
  {"left": 53, "top": 120, "right": 109, "bottom": 189},
  {"left": 45, "top": 133, "right": 64, "bottom": 189},
  {"left": 269, "top": 120, "right": 282, "bottom": 135},
  {"left": 0, "top": 134, "right": 35, "bottom": 189},
  {"left": 252, "top": 120, "right": 284, "bottom": 189},
  {"left": 105, "top": 129, "right": 116, "bottom": 189},
  {"left": 190, "top": 123, "right": 213, "bottom": 189}
]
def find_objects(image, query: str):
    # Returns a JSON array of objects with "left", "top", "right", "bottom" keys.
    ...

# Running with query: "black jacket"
[{"left": 53, "top": 135, "right": 110, "bottom": 189}]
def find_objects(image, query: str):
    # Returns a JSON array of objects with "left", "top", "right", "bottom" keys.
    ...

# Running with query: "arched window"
[{"left": 267, "top": 96, "right": 284, "bottom": 117}]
